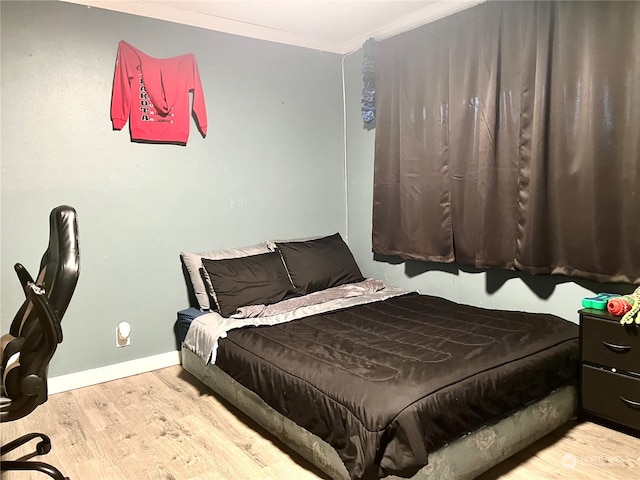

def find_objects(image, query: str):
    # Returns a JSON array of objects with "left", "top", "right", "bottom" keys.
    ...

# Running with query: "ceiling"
[{"left": 64, "top": 0, "right": 485, "bottom": 54}]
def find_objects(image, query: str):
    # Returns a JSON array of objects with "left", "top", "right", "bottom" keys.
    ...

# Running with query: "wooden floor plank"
[{"left": 2, "top": 365, "right": 638, "bottom": 479}]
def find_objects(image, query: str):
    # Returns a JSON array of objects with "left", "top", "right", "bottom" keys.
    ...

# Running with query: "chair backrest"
[
  {"left": 39, "top": 205, "right": 81, "bottom": 320},
  {"left": 10, "top": 206, "right": 80, "bottom": 338},
  {"left": 1, "top": 205, "right": 80, "bottom": 421}
]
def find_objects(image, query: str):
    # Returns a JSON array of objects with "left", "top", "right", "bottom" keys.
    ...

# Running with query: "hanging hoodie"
[{"left": 111, "top": 40, "right": 207, "bottom": 145}]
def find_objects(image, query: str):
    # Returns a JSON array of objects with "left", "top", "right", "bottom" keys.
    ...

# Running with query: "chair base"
[{"left": 1, "top": 432, "right": 68, "bottom": 480}]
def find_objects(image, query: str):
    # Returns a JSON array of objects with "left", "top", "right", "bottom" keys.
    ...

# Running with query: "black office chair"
[{"left": 1, "top": 205, "right": 80, "bottom": 479}]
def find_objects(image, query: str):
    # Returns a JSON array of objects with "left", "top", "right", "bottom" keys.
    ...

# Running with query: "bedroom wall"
[
  {"left": 342, "top": 49, "right": 633, "bottom": 323},
  {"left": 0, "top": 1, "right": 345, "bottom": 377}
]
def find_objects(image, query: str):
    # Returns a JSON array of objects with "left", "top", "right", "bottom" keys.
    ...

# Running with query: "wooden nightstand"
[{"left": 579, "top": 308, "right": 640, "bottom": 433}]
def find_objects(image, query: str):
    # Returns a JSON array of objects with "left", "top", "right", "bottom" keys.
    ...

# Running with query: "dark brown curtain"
[{"left": 372, "top": 1, "right": 640, "bottom": 283}]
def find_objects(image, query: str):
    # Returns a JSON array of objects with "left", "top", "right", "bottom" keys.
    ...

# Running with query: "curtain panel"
[{"left": 372, "top": 1, "right": 640, "bottom": 283}]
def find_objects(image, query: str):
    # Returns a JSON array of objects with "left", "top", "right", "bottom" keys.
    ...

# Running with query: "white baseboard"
[{"left": 47, "top": 350, "right": 181, "bottom": 395}]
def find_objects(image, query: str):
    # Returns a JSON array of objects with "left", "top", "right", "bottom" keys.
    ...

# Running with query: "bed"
[{"left": 177, "top": 233, "right": 579, "bottom": 480}]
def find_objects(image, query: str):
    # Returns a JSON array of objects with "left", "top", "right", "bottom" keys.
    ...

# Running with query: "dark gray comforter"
[{"left": 215, "top": 293, "right": 579, "bottom": 480}]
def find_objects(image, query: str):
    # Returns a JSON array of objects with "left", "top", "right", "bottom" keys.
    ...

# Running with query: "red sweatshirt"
[{"left": 111, "top": 40, "right": 207, "bottom": 145}]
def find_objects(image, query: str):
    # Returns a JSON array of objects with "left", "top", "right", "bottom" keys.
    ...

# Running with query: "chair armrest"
[
  {"left": 14, "top": 263, "right": 35, "bottom": 295},
  {"left": 25, "top": 282, "right": 62, "bottom": 348}
]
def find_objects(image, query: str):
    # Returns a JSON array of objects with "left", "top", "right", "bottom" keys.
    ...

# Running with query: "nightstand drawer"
[
  {"left": 581, "top": 365, "right": 640, "bottom": 431},
  {"left": 581, "top": 315, "right": 639, "bottom": 374}
]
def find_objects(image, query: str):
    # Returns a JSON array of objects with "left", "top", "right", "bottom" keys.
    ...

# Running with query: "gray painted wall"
[
  {"left": 342, "top": 50, "right": 632, "bottom": 323},
  {"left": 1, "top": 1, "right": 345, "bottom": 376},
  {"left": 2, "top": 1, "right": 631, "bottom": 380}
]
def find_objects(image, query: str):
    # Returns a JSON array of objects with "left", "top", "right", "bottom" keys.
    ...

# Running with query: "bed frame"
[{"left": 182, "top": 347, "right": 577, "bottom": 480}]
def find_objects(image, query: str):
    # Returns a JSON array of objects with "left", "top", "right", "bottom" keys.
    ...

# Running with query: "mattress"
[
  {"left": 181, "top": 292, "right": 579, "bottom": 480},
  {"left": 182, "top": 348, "right": 577, "bottom": 480}
]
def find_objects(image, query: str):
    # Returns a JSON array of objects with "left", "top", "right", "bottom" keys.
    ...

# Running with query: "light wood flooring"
[{"left": 1, "top": 365, "right": 639, "bottom": 480}]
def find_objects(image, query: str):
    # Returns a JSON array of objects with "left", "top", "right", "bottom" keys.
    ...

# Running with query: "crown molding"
[{"left": 63, "top": 0, "right": 485, "bottom": 54}]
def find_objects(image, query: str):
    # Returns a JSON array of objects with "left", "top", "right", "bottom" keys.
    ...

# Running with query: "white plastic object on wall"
[{"left": 116, "top": 321, "right": 131, "bottom": 347}]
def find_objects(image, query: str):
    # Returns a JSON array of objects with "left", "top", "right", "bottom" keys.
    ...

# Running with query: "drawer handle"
[
  {"left": 620, "top": 396, "right": 640, "bottom": 410},
  {"left": 602, "top": 341, "right": 631, "bottom": 353}
]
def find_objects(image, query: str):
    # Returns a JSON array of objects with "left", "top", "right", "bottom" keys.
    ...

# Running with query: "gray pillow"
[{"left": 180, "top": 242, "right": 272, "bottom": 310}]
